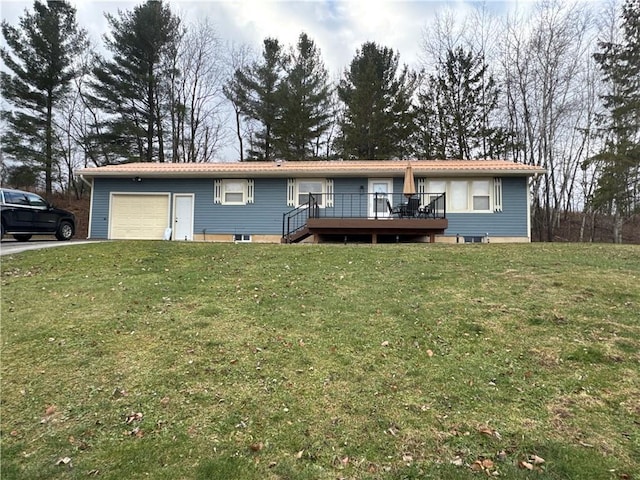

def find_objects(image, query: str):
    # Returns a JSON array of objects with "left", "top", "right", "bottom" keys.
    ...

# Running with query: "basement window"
[{"left": 233, "top": 234, "right": 252, "bottom": 243}]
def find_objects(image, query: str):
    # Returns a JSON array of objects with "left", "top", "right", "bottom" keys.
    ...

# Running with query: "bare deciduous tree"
[
  {"left": 169, "top": 18, "right": 228, "bottom": 162},
  {"left": 223, "top": 41, "right": 255, "bottom": 162},
  {"left": 500, "top": 1, "right": 597, "bottom": 241}
]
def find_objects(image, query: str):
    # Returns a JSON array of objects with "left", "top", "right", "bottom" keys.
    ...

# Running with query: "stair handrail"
[{"left": 281, "top": 194, "right": 318, "bottom": 243}]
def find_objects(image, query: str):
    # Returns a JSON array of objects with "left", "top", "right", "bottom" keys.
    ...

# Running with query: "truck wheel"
[{"left": 55, "top": 221, "right": 74, "bottom": 241}]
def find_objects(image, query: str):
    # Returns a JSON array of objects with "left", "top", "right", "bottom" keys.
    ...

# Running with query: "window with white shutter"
[
  {"left": 493, "top": 178, "right": 502, "bottom": 212},
  {"left": 214, "top": 179, "right": 253, "bottom": 205}
]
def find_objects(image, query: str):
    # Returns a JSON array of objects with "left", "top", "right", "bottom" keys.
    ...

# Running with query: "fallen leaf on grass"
[
  {"left": 249, "top": 442, "right": 264, "bottom": 452},
  {"left": 478, "top": 426, "right": 502, "bottom": 439},
  {"left": 381, "top": 341, "right": 389, "bottom": 347},
  {"left": 519, "top": 460, "right": 534, "bottom": 470},
  {"left": 45, "top": 405, "right": 57, "bottom": 416},
  {"left": 124, "top": 427, "right": 143, "bottom": 438},
  {"left": 55, "top": 457, "right": 72, "bottom": 467},
  {"left": 426, "top": 349, "right": 434, "bottom": 357},
  {"left": 471, "top": 458, "right": 496, "bottom": 473},
  {"left": 111, "top": 388, "right": 127, "bottom": 398},
  {"left": 482, "top": 459, "right": 495, "bottom": 469},
  {"left": 125, "top": 412, "right": 143, "bottom": 424},
  {"left": 295, "top": 449, "right": 304, "bottom": 459},
  {"left": 529, "top": 454, "right": 545, "bottom": 465},
  {"left": 518, "top": 460, "right": 542, "bottom": 472}
]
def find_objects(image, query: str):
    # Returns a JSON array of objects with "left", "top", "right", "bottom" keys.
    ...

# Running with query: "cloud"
[
  {"left": 171, "top": 0, "right": 444, "bottom": 76},
  {"left": 1, "top": 0, "right": 500, "bottom": 75}
]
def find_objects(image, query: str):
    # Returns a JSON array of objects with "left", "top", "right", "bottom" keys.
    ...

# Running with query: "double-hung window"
[
  {"left": 450, "top": 181, "right": 469, "bottom": 212},
  {"left": 223, "top": 181, "right": 245, "bottom": 204},
  {"left": 425, "top": 180, "right": 446, "bottom": 203},
  {"left": 298, "top": 180, "right": 324, "bottom": 207},
  {"left": 214, "top": 179, "right": 255, "bottom": 205},
  {"left": 471, "top": 180, "right": 491, "bottom": 211},
  {"left": 287, "top": 179, "right": 334, "bottom": 207},
  {"left": 428, "top": 178, "right": 495, "bottom": 212}
]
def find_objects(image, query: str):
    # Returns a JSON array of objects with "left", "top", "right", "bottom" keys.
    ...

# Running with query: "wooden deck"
[
  {"left": 282, "top": 192, "right": 449, "bottom": 244},
  {"left": 298, "top": 217, "right": 448, "bottom": 243}
]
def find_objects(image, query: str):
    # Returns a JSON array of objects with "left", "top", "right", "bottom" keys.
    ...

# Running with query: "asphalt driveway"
[{"left": 0, "top": 239, "right": 102, "bottom": 256}]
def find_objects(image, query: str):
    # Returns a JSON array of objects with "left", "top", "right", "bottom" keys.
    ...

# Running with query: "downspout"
[
  {"left": 79, "top": 174, "right": 92, "bottom": 189},
  {"left": 78, "top": 175, "right": 94, "bottom": 240},
  {"left": 527, "top": 174, "right": 537, "bottom": 242}
]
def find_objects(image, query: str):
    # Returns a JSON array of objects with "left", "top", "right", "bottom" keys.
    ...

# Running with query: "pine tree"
[
  {"left": 86, "top": 0, "right": 181, "bottom": 163},
  {"left": 274, "top": 33, "right": 333, "bottom": 160},
  {"left": 1, "top": 0, "right": 87, "bottom": 194},
  {"left": 337, "top": 42, "right": 418, "bottom": 160},
  {"left": 592, "top": 0, "right": 640, "bottom": 241},
  {"left": 416, "top": 47, "right": 506, "bottom": 160},
  {"left": 232, "top": 38, "right": 285, "bottom": 161}
]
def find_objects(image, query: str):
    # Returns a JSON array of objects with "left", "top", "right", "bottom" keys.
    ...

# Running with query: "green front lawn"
[{"left": 1, "top": 242, "right": 639, "bottom": 479}]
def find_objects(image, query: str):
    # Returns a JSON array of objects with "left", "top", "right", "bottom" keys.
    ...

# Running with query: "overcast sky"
[{"left": 1, "top": 0, "right": 530, "bottom": 77}]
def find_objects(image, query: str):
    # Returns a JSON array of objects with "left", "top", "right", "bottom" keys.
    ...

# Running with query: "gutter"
[{"left": 77, "top": 168, "right": 547, "bottom": 180}]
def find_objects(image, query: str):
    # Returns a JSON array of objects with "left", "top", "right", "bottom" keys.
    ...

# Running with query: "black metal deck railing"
[{"left": 282, "top": 192, "right": 446, "bottom": 240}]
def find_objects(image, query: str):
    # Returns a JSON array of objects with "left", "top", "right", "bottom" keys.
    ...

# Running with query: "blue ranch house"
[{"left": 77, "top": 159, "right": 545, "bottom": 244}]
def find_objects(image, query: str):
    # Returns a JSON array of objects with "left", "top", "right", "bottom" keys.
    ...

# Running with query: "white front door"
[
  {"left": 368, "top": 179, "right": 393, "bottom": 218},
  {"left": 173, "top": 194, "right": 194, "bottom": 241}
]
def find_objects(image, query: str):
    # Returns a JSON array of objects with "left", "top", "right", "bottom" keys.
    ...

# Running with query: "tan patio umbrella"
[{"left": 403, "top": 162, "right": 416, "bottom": 198}]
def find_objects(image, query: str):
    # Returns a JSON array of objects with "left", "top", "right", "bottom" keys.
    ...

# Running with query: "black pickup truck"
[{"left": 1, "top": 188, "right": 75, "bottom": 242}]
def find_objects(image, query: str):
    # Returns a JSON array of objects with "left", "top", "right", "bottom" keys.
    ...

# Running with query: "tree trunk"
[
  {"left": 146, "top": 66, "right": 155, "bottom": 162},
  {"left": 46, "top": 92, "right": 54, "bottom": 195},
  {"left": 613, "top": 212, "right": 623, "bottom": 244},
  {"left": 579, "top": 211, "right": 586, "bottom": 242}
]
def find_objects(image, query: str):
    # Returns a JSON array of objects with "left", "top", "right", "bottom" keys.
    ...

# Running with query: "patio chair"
[
  {"left": 387, "top": 199, "right": 403, "bottom": 217},
  {"left": 418, "top": 199, "right": 435, "bottom": 218},
  {"left": 403, "top": 197, "right": 421, "bottom": 217}
]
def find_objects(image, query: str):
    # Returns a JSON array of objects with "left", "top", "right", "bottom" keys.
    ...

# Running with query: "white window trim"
[
  {"left": 426, "top": 178, "right": 496, "bottom": 213},
  {"left": 288, "top": 178, "right": 333, "bottom": 208},
  {"left": 471, "top": 180, "right": 492, "bottom": 213},
  {"left": 214, "top": 179, "right": 254, "bottom": 205},
  {"left": 233, "top": 233, "right": 252, "bottom": 243}
]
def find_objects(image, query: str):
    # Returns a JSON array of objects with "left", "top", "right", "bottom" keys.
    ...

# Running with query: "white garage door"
[{"left": 110, "top": 193, "right": 170, "bottom": 240}]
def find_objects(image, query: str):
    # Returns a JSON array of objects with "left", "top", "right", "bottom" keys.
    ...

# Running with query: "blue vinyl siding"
[
  {"left": 90, "top": 177, "right": 290, "bottom": 238},
  {"left": 445, "top": 177, "right": 528, "bottom": 237},
  {"left": 89, "top": 175, "right": 530, "bottom": 239}
]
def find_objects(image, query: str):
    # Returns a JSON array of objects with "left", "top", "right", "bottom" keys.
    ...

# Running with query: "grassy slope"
[{"left": 1, "top": 242, "right": 639, "bottom": 479}]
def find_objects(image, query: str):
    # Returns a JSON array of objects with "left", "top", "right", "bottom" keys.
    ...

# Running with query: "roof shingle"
[{"left": 77, "top": 160, "right": 545, "bottom": 178}]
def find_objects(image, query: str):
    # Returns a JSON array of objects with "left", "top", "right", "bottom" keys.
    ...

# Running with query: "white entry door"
[
  {"left": 368, "top": 179, "right": 393, "bottom": 218},
  {"left": 173, "top": 194, "right": 194, "bottom": 241}
]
